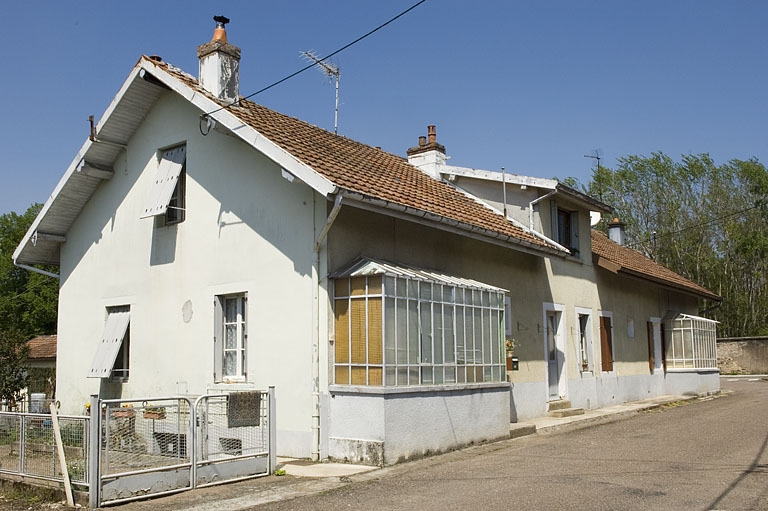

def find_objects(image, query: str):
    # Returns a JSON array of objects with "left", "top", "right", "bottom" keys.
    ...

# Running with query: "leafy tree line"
[
  {"left": 577, "top": 153, "right": 768, "bottom": 338},
  {"left": 0, "top": 204, "right": 59, "bottom": 403}
]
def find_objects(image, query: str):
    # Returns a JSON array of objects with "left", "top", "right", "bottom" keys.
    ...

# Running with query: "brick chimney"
[
  {"left": 197, "top": 16, "right": 241, "bottom": 103},
  {"left": 608, "top": 217, "right": 626, "bottom": 245},
  {"left": 407, "top": 125, "right": 447, "bottom": 179}
]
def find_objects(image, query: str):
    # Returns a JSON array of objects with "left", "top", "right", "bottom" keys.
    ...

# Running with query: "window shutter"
[
  {"left": 141, "top": 145, "right": 187, "bottom": 218},
  {"left": 213, "top": 296, "right": 223, "bottom": 383},
  {"left": 550, "top": 200, "right": 559, "bottom": 243},
  {"left": 242, "top": 293, "right": 248, "bottom": 380},
  {"left": 504, "top": 296, "right": 513, "bottom": 338},
  {"left": 600, "top": 316, "right": 613, "bottom": 372},
  {"left": 569, "top": 211, "right": 579, "bottom": 256},
  {"left": 647, "top": 321, "right": 655, "bottom": 373},
  {"left": 88, "top": 310, "right": 130, "bottom": 378}
]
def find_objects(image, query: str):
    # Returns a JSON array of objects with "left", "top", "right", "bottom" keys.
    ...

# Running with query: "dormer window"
[{"left": 551, "top": 201, "right": 579, "bottom": 257}]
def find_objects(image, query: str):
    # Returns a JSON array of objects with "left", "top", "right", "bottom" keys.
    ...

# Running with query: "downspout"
[
  {"left": 311, "top": 192, "right": 343, "bottom": 461},
  {"left": 15, "top": 263, "right": 60, "bottom": 280}
]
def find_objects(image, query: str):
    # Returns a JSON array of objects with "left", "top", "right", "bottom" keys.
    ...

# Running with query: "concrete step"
[
  {"left": 547, "top": 399, "right": 572, "bottom": 411},
  {"left": 547, "top": 407, "right": 586, "bottom": 418},
  {"left": 509, "top": 423, "right": 536, "bottom": 439}
]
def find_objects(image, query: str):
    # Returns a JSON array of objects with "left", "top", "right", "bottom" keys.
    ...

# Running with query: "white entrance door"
[{"left": 546, "top": 310, "right": 562, "bottom": 399}]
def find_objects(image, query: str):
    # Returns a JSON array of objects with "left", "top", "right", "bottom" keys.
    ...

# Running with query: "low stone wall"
[{"left": 717, "top": 337, "right": 768, "bottom": 374}]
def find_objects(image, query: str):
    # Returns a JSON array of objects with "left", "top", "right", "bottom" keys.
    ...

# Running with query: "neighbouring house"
[
  {"left": 13, "top": 19, "right": 720, "bottom": 465},
  {"left": 16, "top": 335, "right": 57, "bottom": 411}
]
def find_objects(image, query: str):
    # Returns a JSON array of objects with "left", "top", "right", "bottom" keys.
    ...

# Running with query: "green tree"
[
  {"left": 0, "top": 204, "right": 59, "bottom": 403},
  {"left": 585, "top": 154, "right": 768, "bottom": 337}
]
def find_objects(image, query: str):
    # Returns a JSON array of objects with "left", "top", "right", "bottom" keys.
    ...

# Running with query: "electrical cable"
[
  {"left": 199, "top": 0, "right": 427, "bottom": 121},
  {"left": 623, "top": 204, "right": 761, "bottom": 251}
]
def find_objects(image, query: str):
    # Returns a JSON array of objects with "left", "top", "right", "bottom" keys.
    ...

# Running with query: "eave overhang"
[
  {"left": 593, "top": 253, "right": 722, "bottom": 302},
  {"left": 14, "top": 57, "right": 336, "bottom": 267},
  {"left": 339, "top": 189, "right": 569, "bottom": 259}
]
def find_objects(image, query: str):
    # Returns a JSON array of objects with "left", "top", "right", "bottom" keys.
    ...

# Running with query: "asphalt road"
[
  {"left": 2, "top": 378, "right": 766, "bottom": 510},
  {"left": 255, "top": 378, "right": 768, "bottom": 511}
]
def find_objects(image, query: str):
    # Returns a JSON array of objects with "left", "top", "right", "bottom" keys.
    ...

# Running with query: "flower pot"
[
  {"left": 143, "top": 410, "right": 166, "bottom": 420},
  {"left": 112, "top": 409, "right": 135, "bottom": 418}
]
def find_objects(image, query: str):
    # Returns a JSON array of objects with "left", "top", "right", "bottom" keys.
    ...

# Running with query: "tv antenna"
[
  {"left": 301, "top": 50, "right": 341, "bottom": 134},
  {"left": 583, "top": 149, "right": 602, "bottom": 171}
]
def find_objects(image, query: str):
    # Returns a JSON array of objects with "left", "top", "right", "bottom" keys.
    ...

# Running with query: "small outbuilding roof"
[{"left": 27, "top": 335, "right": 57, "bottom": 360}]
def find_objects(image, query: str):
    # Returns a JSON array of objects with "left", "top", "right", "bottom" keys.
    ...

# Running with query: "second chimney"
[
  {"left": 608, "top": 217, "right": 626, "bottom": 246},
  {"left": 197, "top": 16, "right": 241, "bottom": 103}
]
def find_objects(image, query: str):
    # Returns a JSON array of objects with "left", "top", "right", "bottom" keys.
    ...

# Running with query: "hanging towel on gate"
[{"left": 228, "top": 391, "right": 261, "bottom": 427}]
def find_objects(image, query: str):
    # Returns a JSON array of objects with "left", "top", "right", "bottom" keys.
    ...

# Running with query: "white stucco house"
[{"left": 14, "top": 20, "right": 720, "bottom": 465}]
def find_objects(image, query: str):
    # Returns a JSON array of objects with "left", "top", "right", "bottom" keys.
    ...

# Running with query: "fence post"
[
  {"left": 88, "top": 394, "right": 100, "bottom": 509},
  {"left": 268, "top": 386, "right": 276, "bottom": 473},
  {"left": 190, "top": 397, "right": 197, "bottom": 489}
]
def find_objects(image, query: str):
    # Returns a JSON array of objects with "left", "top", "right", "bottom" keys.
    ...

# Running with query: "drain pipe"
[
  {"left": 311, "top": 193, "right": 343, "bottom": 461},
  {"left": 15, "top": 263, "right": 60, "bottom": 280}
]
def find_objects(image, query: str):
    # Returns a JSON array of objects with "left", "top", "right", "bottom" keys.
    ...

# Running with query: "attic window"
[
  {"left": 87, "top": 306, "right": 130, "bottom": 380},
  {"left": 141, "top": 145, "right": 186, "bottom": 220},
  {"left": 550, "top": 201, "right": 579, "bottom": 257}
]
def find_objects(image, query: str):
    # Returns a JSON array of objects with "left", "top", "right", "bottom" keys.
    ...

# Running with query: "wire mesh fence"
[
  {"left": 197, "top": 393, "right": 269, "bottom": 462},
  {"left": 0, "top": 411, "right": 89, "bottom": 486},
  {"left": 101, "top": 398, "right": 192, "bottom": 476}
]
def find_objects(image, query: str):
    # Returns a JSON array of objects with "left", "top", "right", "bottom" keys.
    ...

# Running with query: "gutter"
[
  {"left": 310, "top": 193, "right": 344, "bottom": 461},
  {"left": 340, "top": 190, "right": 567, "bottom": 258},
  {"left": 14, "top": 263, "right": 60, "bottom": 280}
]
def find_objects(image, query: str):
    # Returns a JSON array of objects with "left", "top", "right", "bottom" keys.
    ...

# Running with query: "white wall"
[
  {"left": 56, "top": 92, "right": 320, "bottom": 457},
  {"left": 328, "top": 384, "right": 511, "bottom": 465}
]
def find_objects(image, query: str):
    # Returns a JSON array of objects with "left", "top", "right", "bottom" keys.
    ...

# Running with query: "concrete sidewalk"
[{"left": 117, "top": 392, "right": 721, "bottom": 511}]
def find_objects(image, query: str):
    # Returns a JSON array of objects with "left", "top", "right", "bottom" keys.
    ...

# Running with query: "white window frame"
[
  {"left": 575, "top": 307, "right": 593, "bottom": 373},
  {"left": 214, "top": 293, "right": 248, "bottom": 383}
]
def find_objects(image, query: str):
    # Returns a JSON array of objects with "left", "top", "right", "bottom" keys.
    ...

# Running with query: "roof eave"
[
  {"left": 139, "top": 58, "right": 336, "bottom": 197},
  {"left": 338, "top": 190, "right": 568, "bottom": 259},
  {"left": 14, "top": 57, "right": 338, "bottom": 267}
]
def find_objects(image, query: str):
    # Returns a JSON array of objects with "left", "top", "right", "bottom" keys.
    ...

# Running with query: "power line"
[
  {"left": 623, "top": 204, "right": 760, "bottom": 251},
  {"left": 201, "top": 0, "right": 428, "bottom": 119}
]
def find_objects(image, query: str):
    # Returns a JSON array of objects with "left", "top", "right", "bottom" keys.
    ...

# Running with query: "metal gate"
[{"left": 90, "top": 388, "right": 275, "bottom": 507}]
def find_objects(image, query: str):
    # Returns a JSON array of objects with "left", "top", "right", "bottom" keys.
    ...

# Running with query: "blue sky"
[{"left": 2, "top": 1, "right": 767, "bottom": 215}]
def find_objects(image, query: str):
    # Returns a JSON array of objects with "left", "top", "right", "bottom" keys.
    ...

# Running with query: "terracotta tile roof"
[
  {"left": 591, "top": 230, "right": 721, "bottom": 301},
  {"left": 27, "top": 335, "right": 57, "bottom": 360},
  {"left": 156, "top": 59, "right": 559, "bottom": 254}
]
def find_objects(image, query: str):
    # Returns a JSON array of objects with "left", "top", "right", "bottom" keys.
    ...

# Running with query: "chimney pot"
[
  {"left": 212, "top": 15, "right": 230, "bottom": 42},
  {"left": 428, "top": 125, "right": 437, "bottom": 144},
  {"left": 418, "top": 136, "right": 427, "bottom": 147},
  {"left": 197, "top": 16, "right": 241, "bottom": 103}
]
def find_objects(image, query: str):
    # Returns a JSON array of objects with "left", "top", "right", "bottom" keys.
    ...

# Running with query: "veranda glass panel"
[
  {"left": 334, "top": 299, "right": 349, "bottom": 363},
  {"left": 385, "top": 297, "right": 396, "bottom": 365},
  {"left": 396, "top": 299, "right": 408, "bottom": 364},
  {"left": 434, "top": 304, "right": 444, "bottom": 365},
  {"left": 420, "top": 302, "right": 433, "bottom": 363},
  {"left": 445, "top": 306, "right": 455, "bottom": 363}
]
